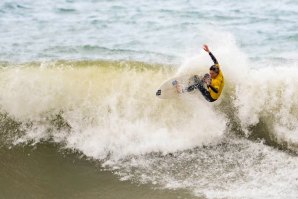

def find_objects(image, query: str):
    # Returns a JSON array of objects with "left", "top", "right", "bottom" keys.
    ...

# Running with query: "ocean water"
[{"left": 0, "top": 0, "right": 298, "bottom": 198}]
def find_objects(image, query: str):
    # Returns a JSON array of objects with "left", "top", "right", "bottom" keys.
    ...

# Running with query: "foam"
[{"left": 0, "top": 61, "right": 226, "bottom": 159}]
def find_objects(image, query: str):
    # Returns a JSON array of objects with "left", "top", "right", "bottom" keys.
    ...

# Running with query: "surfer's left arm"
[
  {"left": 208, "top": 84, "right": 218, "bottom": 93},
  {"left": 207, "top": 78, "right": 220, "bottom": 93}
]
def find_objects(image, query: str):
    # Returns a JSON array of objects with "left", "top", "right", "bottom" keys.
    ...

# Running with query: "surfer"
[{"left": 187, "top": 45, "right": 224, "bottom": 102}]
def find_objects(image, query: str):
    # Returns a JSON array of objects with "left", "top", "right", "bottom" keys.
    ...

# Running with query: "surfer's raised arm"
[{"left": 203, "top": 44, "right": 218, "bottom": 65}]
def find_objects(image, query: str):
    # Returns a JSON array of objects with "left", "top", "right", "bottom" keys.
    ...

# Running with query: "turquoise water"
[
  {"left": 1, "top": 0, "right": 298, "bottom": 199},
  {"left": 1, "top": 0, "right": 298, "bottom": 62}
]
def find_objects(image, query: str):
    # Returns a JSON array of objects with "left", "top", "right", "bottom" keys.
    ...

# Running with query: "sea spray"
[{"left": 0, "top": 61, "right": 226, "bottom": 159}]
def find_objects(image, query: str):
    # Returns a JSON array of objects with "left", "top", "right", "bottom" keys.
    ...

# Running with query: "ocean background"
[{"left": 0, "top": 0, "right": 298, "bottom": 198}]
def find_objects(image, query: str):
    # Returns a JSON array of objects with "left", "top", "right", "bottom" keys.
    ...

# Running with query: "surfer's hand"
[
  {"left": 203, "top": 73, "right": 211, "bottom": 85},
  {"left": 204, "top": 78, "right": 211, "bottom": 86},
  {"left": 203, "top": 44, "right": 210, "bottom": 53}
]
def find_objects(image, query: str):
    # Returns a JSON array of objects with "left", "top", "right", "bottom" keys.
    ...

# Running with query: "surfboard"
[{"left": 156, "top": 74, "right": 210, "bottom": 99}]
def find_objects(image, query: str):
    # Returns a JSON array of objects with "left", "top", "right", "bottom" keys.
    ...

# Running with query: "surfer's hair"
[{"left": 210, "top": 65, "right": 219, "bottom": 74}]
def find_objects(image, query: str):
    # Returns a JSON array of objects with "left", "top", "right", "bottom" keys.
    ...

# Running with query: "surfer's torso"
[
  {"left": 209, "top": 65, "right": 224, "bottom": 100},
  {"left": 207, "top": 52, "right": 224, "bottom": 100}
]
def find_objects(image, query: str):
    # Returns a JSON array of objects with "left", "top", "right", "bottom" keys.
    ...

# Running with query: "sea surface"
[{"left": 0, "top": 0, "right": 298, "bottom": 198}]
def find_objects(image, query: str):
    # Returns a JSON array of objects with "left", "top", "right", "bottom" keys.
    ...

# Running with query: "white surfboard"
[{"left": 156, "top": 74, "right": 209, "bottom": 99}]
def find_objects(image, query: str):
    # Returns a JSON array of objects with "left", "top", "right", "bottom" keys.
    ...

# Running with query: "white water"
[{"left": 0, "top": 61, "right": 226, "bottom": 159}]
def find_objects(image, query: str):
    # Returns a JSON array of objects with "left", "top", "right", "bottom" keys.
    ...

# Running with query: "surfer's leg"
[
  {"left": 195, "top": 83, "right": 215, "bottom": 102},
  {"left": 186, "top": 85, "right": 196, "bottom": 92},
  {"left": 186, "top": 75, "right": 201, "bottom": 92},
  {"left": 185, "top": 76, "right": 215, "bottom": 102}
]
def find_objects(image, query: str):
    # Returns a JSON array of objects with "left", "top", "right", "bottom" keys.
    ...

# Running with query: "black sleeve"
[
  {"left": 209, "top": 52, "right": 218, "bottom": 65},
  {"left": 208, "top": 85, "right": 218, "bottom": 93}
]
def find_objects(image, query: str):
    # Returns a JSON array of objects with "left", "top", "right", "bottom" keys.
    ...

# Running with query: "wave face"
[
  {"left": 0, "top": 60, "right": 226, "bottom": 156},
  {"left": 0, "top": 57, "right": 298, "bottom": 198}
]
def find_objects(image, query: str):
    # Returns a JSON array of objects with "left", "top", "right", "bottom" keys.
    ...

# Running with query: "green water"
[{"left": 0, "top": 144, "right": 198, "bottom": 199}]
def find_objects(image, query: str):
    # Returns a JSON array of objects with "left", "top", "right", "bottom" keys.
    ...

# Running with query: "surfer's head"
[{"left": 209, "top": 65, "right": 219, "bottom": 78}]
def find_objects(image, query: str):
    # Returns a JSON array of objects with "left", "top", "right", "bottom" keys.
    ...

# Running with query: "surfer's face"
[{"left": 209, "top": 70, "right": 218, "bottom": 79}]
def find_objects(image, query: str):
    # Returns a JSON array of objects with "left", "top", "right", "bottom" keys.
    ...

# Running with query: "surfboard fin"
[{"left": 156, "top": 89, "right": 161, "bottom": 96}]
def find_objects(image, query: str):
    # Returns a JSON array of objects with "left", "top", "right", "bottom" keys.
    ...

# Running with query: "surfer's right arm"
[
  {"left": 208, "top": 52, "right": 218, "bottom": 65},
  {"left": 203, "top": 44, "right": 219, "bottom": 65}
]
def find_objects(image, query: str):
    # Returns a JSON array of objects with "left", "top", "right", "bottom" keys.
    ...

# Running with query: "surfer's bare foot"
[
  {"left": 202, "top": 73, "right": 211, "bottom": 85},
  {"left": 176, "top": 82, "right": 183, "bottom": 93}
]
